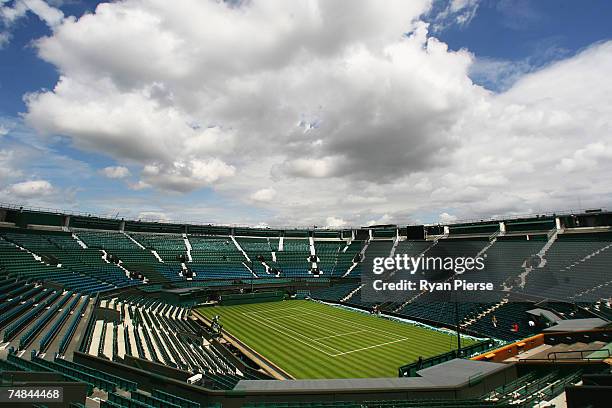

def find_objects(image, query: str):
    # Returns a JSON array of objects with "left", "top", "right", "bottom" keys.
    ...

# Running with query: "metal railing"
[{"left": 547, "top": 348, "right": 610, "bottom": 361}]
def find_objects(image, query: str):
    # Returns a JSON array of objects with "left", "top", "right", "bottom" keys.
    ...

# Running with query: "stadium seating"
[
  {"left": 189, "top": 236, "right": 253, "bottom": 279},
  {"left": 103, "top": 392, "right": 176, "bottom": 408},
  {"left": 309, "top": 283, "right": 360, "bottom": 302},
  {"left": 467, "top": 302, "right": 543, "bottom": 341},
  {"left": 473, "top": 236, "right": 545, "bottom": 288},
  {"left": 0, "top": 285, "right": 90, "bottom": 360},
  {"left": 152, "top": 389, "right": 204, "bottom": 408},
  {"left": 313, "top": 240, "right": 344, "bottom": 275},
  {"left": 86, "top": 295, "right": 240, "bottom": 379},
  {"left": 75, "top": 230, "right": 140, "bottom": 249},
  {"left": 236, "top": 237, "right": 275, "bottom": 276},
  {"left": 4, "top": 290, "right": 63, "bottom": 342},
  {"left": 131, "top": 232, "right": 188, "bottom": 265},
  {"left": 341, "top": 240, "right": 366, "bottom": 275},
  {"left": 6, "top": 352, "right": 95, "bottom": 395},
  {"left": 58, "top": 294, "right": 91, "bottom": 355},
  {"left": 524, "top": 232, "right": 612, "bottom": 300},
  {"left": 269, "top": 239, "right": 311, "bottom": 277},
  {"left": 482, "top": 369, "right": 583, "bottom": 406},
  {"left": 1, "top": 208, "right": 611, "bottom": 408},
  {"left": 0, "top": 231, "right": 141, "bottom": 293},
  {"left": 394, "top": 239, "right": 435, "bottom": 256},
  {"left": 19, "top": 291, "right": 75, "bottom": 349}
]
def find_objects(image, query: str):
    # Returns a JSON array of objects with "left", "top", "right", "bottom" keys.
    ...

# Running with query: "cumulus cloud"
[
  {"left": 325, "top": 216, "right": 348, "bottom": 228},
  {"left": 6, "top": 180, "right": 53, "bottom": 198},
  {"left": 128, "top": 180, "right": 151, "bottom": 191},
  {"left": 281, "top": 157, "right": 342, "bottom": 179},
  {"left": 0, "top": 149, "right": 22, "bottom": 180},
  {"left": 556, "top": 143, "right": 612, "bottom": 173},
  {"left": 137, "top": 211, "right": 169, "bottom": 222},
  {"left": 22, "top": 0, "right": 63, "bottom": 27},
  {"left": 100, "top": 165, "right": 130, "bottom": 179},
  {"left": 439, "top": 212, "right": 458, "bottom": 224},
  {"left": 16, "top": 0, "right": 612, "bottom": 226},
  {"left": 26, "top": 0, "right": 466, "bottom": 193},
  {"left": 250, "top": 188, "right": 276, "bottom": 203},
  {"left": 366, "top": 214, "right": 394, "bottom": 227},
  {"left": 139, "top": 159, "right": 235, "bottom": 193},
  {"left": 0, "top": 0, "right": 63, "bottom": 48}
]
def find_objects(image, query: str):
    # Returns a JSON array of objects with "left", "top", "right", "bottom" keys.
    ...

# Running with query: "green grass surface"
[{"left": 197, "top": 300, "right": 475, "bottom": 379}]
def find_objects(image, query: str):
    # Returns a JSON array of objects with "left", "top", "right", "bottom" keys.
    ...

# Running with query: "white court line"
[
  {"left": 240, "top": 304, "right": 414, "bottom": 357},
  {"left": 290, "top": 307, "right": 408, "bottom": 340},
  {"left": 295, "top": 311, "right": 367, "bottom": 332},
  {"left": 247, "top": 314, "right": 342, "bottom": 356},
  {"left": 332, "top": 337, "right": 412, "bottom": 356},
  {"left": 314, "top": 329, "right": 367, "bottom": 340},
  {"left": 245, "top": 313, "right": 343, "bottom": 356},
  {"left": 279, "top": 314, "right": 340, "bottom": 336},
  {"left": 244, "top": 307, "right": 350, "bottom": 338},
  {"left": 242, "top": 307, "right": 306, "bottom": 316},
  {"left": 266, "top": 312, "right": 319, "bottom": 320}
]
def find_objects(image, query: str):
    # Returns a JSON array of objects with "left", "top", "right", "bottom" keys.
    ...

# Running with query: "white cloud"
[
  {"left": 250, "top": 188, "right": 276, "bottom": 203},
  {"left": 366, "top": 214, "right": 394, "bottom": 227},
  {"left": 22, "top": 0, "right": 63, "bottom": 27},
  {"left": 432, "top": 0, "right": 480, "bottom": 31},
  {"left": 469, "top": 57, "right": 532, "bottom": 91},
  {"left": 139, "top": 159, "right": 235, "bottom": 193},
  {"left": 128, "top": 180, "right": 151, "bottom": 191},
  {"left": 136, "top": 211, "right": 169, "bottom": 222},
  {"left": 0, "top": 31, "right": 9, "bottom": 48},
  {"left": 325, "top": 216, "right": 347, "bottom": 228},
  {"left": 0, "top": 149, "right": 23, "bottom": 180},
  {"left": 413, "top": 178, "right": 433, "bottom": 192},
  {"left": 100, "top": 165, "right": 130, "bottom": 179},
  {"left": 0, "top": 0, "right": 63, "bottom": 47},
  {"left": 281, "top": 157, "right": 342, "bottom": 179},
  {"left": 26, "top": 0, "right": 453, "bottom": 194},
  {"left": 556, "top": 143, "right": 612, "bottom": 173},
  {"left": 0, "top": 0, "right": 28, "bottom": 25},
  {"left": 439, "top": 212, "right": 458, "bottom": 224},
  {"left": 15, "top": 1, "right": 612, "bottom": 226},
  {"left": 6, "top": 180, "right": 53, "bottom": 198}
]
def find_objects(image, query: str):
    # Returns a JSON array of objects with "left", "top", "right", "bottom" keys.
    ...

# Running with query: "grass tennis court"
[{"left": 197, "top": 300, "right": 476, "bottom": 379}]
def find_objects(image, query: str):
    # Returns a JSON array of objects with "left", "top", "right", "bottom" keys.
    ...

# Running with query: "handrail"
[{"left": 547, "top": 348, "right": 611, "bottom": 361}]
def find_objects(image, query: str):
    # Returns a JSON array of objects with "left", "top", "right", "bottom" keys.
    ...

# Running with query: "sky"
[{"left": 1, "top": 0, "right": 611, "bottom": 228}]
